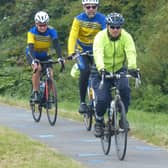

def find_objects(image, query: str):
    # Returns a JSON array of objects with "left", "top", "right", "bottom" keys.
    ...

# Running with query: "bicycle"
[
  {"left": 99, "top": 71, "right": 141, "bottom": 160},
  {"left": 68, "top": 50, "right": 96, "bottom": 131},
  {"left": 84, "top": 72, "right": 96, "bottom": 131},
  {"left": 30, "top": 59, "right": 64, "bottom": 126}
]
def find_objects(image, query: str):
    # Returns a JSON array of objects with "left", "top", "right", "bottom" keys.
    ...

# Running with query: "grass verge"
[
  {"left": 128, "top": 109, "right": 168, "bottom": 149},
  {"left": 0, "top": 126, "right": 84, "bottom": 168}
]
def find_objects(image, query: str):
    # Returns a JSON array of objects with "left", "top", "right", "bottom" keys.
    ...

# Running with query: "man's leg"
[
  {"left": 118, "top": 77, "right": 130, "bottom": 129},
  {"left": 93, "top": 78, "right": 111, "bottom": 137},
  {"left": 78, "top": 56, "right": 90, "bottom": 114},
  {"left": 31, "top": 64, "right": 42, "bottom": 101}
]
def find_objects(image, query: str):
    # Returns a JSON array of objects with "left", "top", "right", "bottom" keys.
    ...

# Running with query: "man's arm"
[
  {"left": 93, "top": 31, "right": 105, "bottom": 71},
  {"left": 28, "top": 44, "right": 35, "bottom": 60},
  {"left": 53, "top": 39, "right": 62, "bottom": 58},
  {"left": 124, "top": 33, "right": 137, "bottom": 69},
  {"left": 68, "top": 18, "right": 80, "bottom": 55}
]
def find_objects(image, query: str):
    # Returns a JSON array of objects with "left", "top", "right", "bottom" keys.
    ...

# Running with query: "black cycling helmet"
[{"left": 105, "top": 12, "right": 124, "bottom": 26}]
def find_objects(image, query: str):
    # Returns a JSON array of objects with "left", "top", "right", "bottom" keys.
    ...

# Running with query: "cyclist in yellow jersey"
[
  {"left": 26, "top": 11, "right": 64, "bottom": 101},
  {"left": 68, "top": 0, "right": 106, "bottom": 114}
]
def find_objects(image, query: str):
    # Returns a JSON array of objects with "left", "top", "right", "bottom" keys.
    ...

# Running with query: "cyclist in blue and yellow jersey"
[
  {"left": 93, "top": 12, "right": 139, "bottom": 137},
  {"left": 68, "top": 0, "right": 106, "bottom": 114},
  {"left": 26, "top": 11, "right": 64, "bottom": 102}
]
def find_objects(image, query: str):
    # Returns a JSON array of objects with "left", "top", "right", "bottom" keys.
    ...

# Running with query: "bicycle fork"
[{"left": 105, "top": 100, "right": 115, "bottom": 135}]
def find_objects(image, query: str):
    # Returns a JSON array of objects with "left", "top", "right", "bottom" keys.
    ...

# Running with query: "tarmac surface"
[{"left": 0, "top": 104, "right": 167, "bottom": 168}]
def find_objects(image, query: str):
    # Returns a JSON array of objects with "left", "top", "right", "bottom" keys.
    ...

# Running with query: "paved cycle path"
[{"left": 0, "top": 104, "right": 167, "bottom": 168}]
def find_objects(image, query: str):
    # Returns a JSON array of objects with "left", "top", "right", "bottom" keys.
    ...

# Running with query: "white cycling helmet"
[
  {"left": 34, "top": 11, "right": 49, "bottom": 24},
  {"left": 82, "top": 0, "right": 99, "bottom": 5}
]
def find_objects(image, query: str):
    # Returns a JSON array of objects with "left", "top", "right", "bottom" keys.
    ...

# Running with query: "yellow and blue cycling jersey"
[
  {"left": 68, "top": 12, "right": 106, "bottom": 55},
  {"left": 27, "top": 26, "right": 58, "bottom": 59}
]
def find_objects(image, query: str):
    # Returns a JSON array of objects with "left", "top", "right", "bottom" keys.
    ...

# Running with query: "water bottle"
[{"left": 39, "top": 81, "right": 45, "bottom": 98}]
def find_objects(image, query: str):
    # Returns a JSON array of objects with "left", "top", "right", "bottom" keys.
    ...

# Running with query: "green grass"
[
  {"left": 128, "top": 109, "right": 168, "bottom": 148},
  {"left": 0, "top": 126, "right": 84, "bottom": 168}
]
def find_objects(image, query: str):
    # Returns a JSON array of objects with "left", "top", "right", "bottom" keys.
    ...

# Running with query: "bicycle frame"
[
  {"left": 41, "top": 66, "right": 54, "bottom": 101},
  {"left": 68, "top": 50, "right": 96, "bottom": 130},
  {"left": 30, "top": 60, "right": 60, "bottom": 126},
  {"left": 100, "top": 71, "right": 141, "bottom": 160}
]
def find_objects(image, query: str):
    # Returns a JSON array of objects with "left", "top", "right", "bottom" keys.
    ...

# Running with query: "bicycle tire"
[
  {"left": 30, "top": 101, "right": 42, "bottom": 122},
  {"left": 101, "top": 122, "right": 111, "bottom": 155},
  {"left": 83, "top": 104, "right": 93, "bottom": 131},
  {"left": 83, "top": 87, "right": 95, "bottom": 131},
  {"left": 45, "top": 78, "right": 57, "bottom": 126},
  {"left": 114, "top": 100, "right": 127, "bottom": 160}
]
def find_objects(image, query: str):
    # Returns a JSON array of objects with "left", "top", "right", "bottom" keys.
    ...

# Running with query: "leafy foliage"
[{"left": 0, "top": 0, "right": 168, "bottom": 113}]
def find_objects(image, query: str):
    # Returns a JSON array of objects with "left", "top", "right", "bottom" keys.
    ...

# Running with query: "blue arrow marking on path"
[
  {"left": 135, "top": 145, "right": 164, "bottom": 151},
  {"left": 39, "top": 134, "right": 55, "bottom": 138}
]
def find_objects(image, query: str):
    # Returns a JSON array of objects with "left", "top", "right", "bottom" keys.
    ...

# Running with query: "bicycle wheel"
[
  {"left": 83, "top": 87, "right": 94, "bottom": 131},
  {"left": 101, "top": 123, "right": 111, "bottom": 155},
  {"left": 83, "top": 103, "right": 93, "bottom": 131},
  {"left": 30, "top": 101, "right": 42, "bottom": 122},
  {"left": 45, "top": 78, "right": 57, "bottom": 126},
  {"left": 114, "top": 100, "right": 127, "bottom": 160}
]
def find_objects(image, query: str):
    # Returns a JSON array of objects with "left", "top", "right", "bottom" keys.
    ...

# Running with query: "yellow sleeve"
[
  {"left": 93, "top": 32, "right": 105, "bottom": 71},
  {"left": 27, "top": 32, "right": 35, "bottom": 44},
  {"left": 124, "top": 33, "right": 137, "bottom": 69},
  {"left": 68, "top": 18, "right": 80, "bottom": 55}
]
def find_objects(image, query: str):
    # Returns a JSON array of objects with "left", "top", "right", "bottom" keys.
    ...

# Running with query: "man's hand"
[
  {"left": 100, "top": 69, "right": 106, "bottom": 78},
  {"left": 58, "top": 57, "right": 65, "bottom": 64},
  {"left": 67, "top": 53, "right": 76, "bottom": 60},
  {"left": 99, "top": 69, "right": 108, "bottom": 89},
  {"left": 32, "top": 58, "right": 39, "bottom": 64},
  {"left": 58, "top": 57, "right": 65, "bottom": 72},
  {"left": 100, "top": 69, "right": 109, "bottom": 78},
  {"left": 128, "top": 69, "right": 140, "bottom": 78}
]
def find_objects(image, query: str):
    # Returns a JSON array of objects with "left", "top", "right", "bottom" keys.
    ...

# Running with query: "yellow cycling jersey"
[
  {"left": 68, "top": 12, "right": 106, "bottom": 55},
  {"left": 27, "top": 26, "right": 58, "bottom": 58},
  {"left": 27, "top": 32, "right": 51, "bottom": 52}
]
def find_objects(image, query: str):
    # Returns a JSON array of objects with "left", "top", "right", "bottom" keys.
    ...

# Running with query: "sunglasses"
[
  {"left": 110, "top": 25, "right": 121, "bottom": 30},
  {"left": 38, "top": 24, "right": 47, "bottom": 27},
  {"left": 85, "top": 5, "right": 97, "bottom": 10}
]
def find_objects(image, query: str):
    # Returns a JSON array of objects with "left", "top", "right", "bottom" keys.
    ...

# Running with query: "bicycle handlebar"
[
  {"left": 99, "top": 71, "right": 141, "bottom": 89},
  {"left": 39, "top": 60, "right": 59, "bottom": 64},
  {"left": 67, "top": 50, "right": 93, "bottom": 60},
  {"left": 33, "top": 59, "right": 65, "bottom": 73}
]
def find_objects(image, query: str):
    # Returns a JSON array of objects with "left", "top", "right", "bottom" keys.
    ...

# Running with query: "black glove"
[
  {"left": 67, "top": 53, "right": 76, "bottom": 60},
  {"left": 99, "top": 69, "right": 108, "bottom": 89},
  {"left": 128, "top": 69, "right": 140, "bottom": 78},
  {"left": 58, "top": 57, "right": 65, "bottom": 72},
  {"left": 58, "top": 57, "right": 65, "bottom": 64}
]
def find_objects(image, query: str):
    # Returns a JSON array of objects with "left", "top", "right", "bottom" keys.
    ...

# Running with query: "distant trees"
[{"left": 0, "top": 0, "right": 168, "bottom": 112}]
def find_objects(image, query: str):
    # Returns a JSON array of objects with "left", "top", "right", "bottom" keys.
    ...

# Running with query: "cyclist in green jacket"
[{"left": 93, "top": 12, "right": 139, "bottom": 137}]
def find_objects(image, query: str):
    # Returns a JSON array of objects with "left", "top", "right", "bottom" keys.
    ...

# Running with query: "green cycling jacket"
[{"left": 93, "top": 28, "right": 137, "bottom": 72}]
